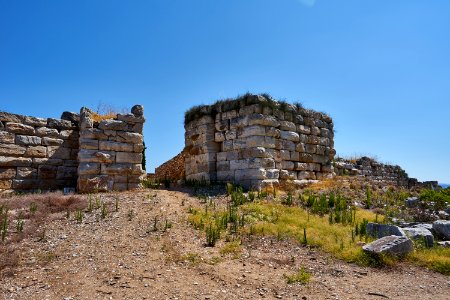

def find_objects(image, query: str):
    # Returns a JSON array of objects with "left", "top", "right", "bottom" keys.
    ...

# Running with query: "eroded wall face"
[
  {"left": 77, "top": 106, "right": 146, "bottom": 193},
  {"left": 185, "top": 103, "right": 336, "bottom": 190},
  {"left": 0, "top": 112, "right": 79, "bottom": 192}
]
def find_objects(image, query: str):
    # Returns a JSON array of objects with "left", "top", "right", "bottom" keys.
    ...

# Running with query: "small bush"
[{"left": 284, "top": 267, "right": 311, "bottom": 284}]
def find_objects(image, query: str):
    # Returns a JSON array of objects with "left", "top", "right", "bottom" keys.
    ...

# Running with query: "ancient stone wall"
[
  {"left": 77, "top": 105, "right": 145, "bottom": 193},
  {"left": 334, "top": 157, "right": 438, "bottom": 189},
  {"left": 0, "top": 111, "right": 79, "bottom": 192},
  {"left": 155, "top": 151, "right": 186, "bottom": 181},
  {"left": 184, "top": 94, "right": 336, "bottom": 190}
]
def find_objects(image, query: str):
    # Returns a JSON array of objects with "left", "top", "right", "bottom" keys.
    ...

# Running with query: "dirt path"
[{"left": 1, "top": 189, "right": 449, "bottom": 300}]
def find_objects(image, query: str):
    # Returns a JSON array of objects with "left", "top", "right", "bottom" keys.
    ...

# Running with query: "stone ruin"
[
  {"left": 0, "top": 105, "right": 145, "bottom": 194},
  {"left": 183, "top": 94, "right": 336, "bottom": 190}
]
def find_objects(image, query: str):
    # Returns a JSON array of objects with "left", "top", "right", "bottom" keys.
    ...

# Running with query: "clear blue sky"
[{"left": 1, "top": 0, "right": 449, "bottom": 183}]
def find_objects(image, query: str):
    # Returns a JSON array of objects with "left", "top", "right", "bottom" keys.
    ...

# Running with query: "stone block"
[
  {"left": 307, "top": 135, "right": 320, "bottom": 145},
  {"left": 98, "top": 119, "right": 127, "bottom": 131},
  {"left": 215, "top": 120, "right": 229, "bottom": 131},
  {"left": 0, "top": 112, "right": 22, "bottom": 123},
  {"left": 47, "top": 146, "right": 71, "bottom": 159},
  {"left": 296, "top": 143, "right": 306, "bottom": 153},
  {"left": 80, "top": 138, "right": 99, "bottom": 150},
  {"left": 114, "top": 175, "right": 128, "bottom": 183},
  {"left": 99, "top": 141, "right": 133, "bottom": 152},
  {"left": 279, "top": 121, "right": 296, "bottom": 131},
  {"left": 280, "top": 150, "right": 290, "bottom": 160},
  {"left": 248, "top": 158, "right": 275, "bottom": 169},
  {"left": 104, "top": 130, "right": 117, "bottom": 137},
  {"left": 217, "top": 170, "right": 234, "bottom": 181},
  {"left": 298, "top": 153, "right": 314, "bottom": 163},
  {"left": 131, "top": 104, "right": 144, "bottom": 117},
  {"left": 433, "top": 220, "right": 450, "bottom": 240},
  {"left": 38, "top": 165, "right": 58, "bottom": 179},
  {"left": 280, "top": 170, "right": 297, "bottom": 180},
  {"left": 246, "top": 135, "right": 265, "bottom": 148},
  {"left": 248, "top": 114, "right": 280, "bottom": 127},
  {"left": 307, "top": 163, "right": 321, "bottom": 172},
  {"left": 36, "top": 127, "right": 59, "bottom": 138},
  {"left": 116, "top": 152, "right": 143, "bottom": 164},
  {"left": 134, "top": 143, "right": 145, "bottom": 153},
  {"left": 363, "top": 236, "right": 413, "bottom": 257},
  {"left": 113, "top": 183, "right": 128, "bottom": 191},
  {"left": 290, "top": 151, "right": 300, "bottom": 162},
  {"left": 312, "top": 154, "right": 328, "bottom": 164},
  {"left": 225, "top": 130, "right": 237, "bottom": 140},
  {"left": 402, "top": 227, "right": 434, "bottom": 247},
  {"left": 0, "top": 131, "right": 15, "bottom": 144},
  {"left": 77, "top": 175, "right": 111, "bottom": 193},
  {"left": 24, "top": 146, "right": 47, "bottom": 158},
  {"left": 215, "top": 132, "right": 225, "bottom": 142},
  {"left": 266, "top": 169, "right": 280, "bottom": 179},
  {"left": 131, "top": 123, "right": 144, "bottom": 133},
  {"left": 306, "top": 144, "right": 317, "bottom": 154},
  {"left": 240, "top": 147, "right": 267, "bottom": 159},
  {"left": 42, "top": 137, "right": 64, "bottom": 146},
  {"left": 217, "top": 161, "right": 230, "bottom": 172},
  {"left": 297, "top": 125, "right": 311, "bottom": 135},
  {"left": 78, "top": 149, "right": 115, "bottom": 163},
  {"left": 266, "top": 127, "right": 281, "bottom": 138},
  {"left": 56, "top": 166, "right": 77, "bottom": 179},
  {"left": 79, "top": 128, "right": 107, "bottom": 140},
  {"left": 217, "top": 152, "right": 227, "bottom": 161},
  {"left": 117, "top": 113, "right": 145, "bottom": 124},
  {"left": 24, "top": 116, "right": 47, "bottom": 127},
  {"left": 230, "top": 116, "right": 249, "bottom": 130},
  {"left": 295, "top": 162, "right": 309, "bottom": 171},
  {"left": 12, "top": 179, "right": 39, "bottom": 190},
  {"left": 265, "top": 149, "right": 282, "bottom": 162},
  {"left": 280, "top": 131, "right": 300, "bottom": 142},
  {"left": 63, "top": 139, "right": 79, "bottom": 148},
  {"left": 101, "top": 163, "right": 134, "bottom": 175},
  {"left": 47, "top": 118, "right": 73, "bottom": 129},
  {"left": 61, "top": 111, "right": 80, "bottom": 124},
  {"left": 230, "top": 159, "right": 249, "bottom": 170},
  {"left": 78, "top": 162, "right": 101, "bottom": 175},
  {"left": 281, "top": 161, "right": 295, "bottom": 170},
  {"left": 5, "top": 123, "right": 34, "bottom": 135},
  {"left": 235, "top": 168, "right": 266, "bottom": 180},
  {"left": 366, "top": 223, "right": 405, "bottom": 239},
  {"left": 32, "top": 158, "right": 63, "bottom": 166},
  {"left": 16, "top": 135, "right": 42, "bottom": 146},
  {"left": 60, "top": 130, "right": 79, "bottom": 140},
  {"left": 0, "top": 168, "right": 16, "bottom": 179},
  {"left": 240, "top": 125, "right": 266, "bottom": 138},
  {"left": 221, "top": 140, "right": 233, "bottom": 152},
  {"left": 0, "top": 144, "right": 26, "bottom": 156},
  {"left": 128, "top": 183, "right": 142, "bottom": 190}
]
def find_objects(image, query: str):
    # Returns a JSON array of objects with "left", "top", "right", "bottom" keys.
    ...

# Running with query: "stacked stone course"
[
  {"left": 0, "top": 111, "right": 79, "bottom": 192},
  {"left": 334, "top": 157, "right": 438, "bottom": 189},
  {"left": 184, "top": 94, "right": 336, "bottom": 190},
  {"left": 0, "top": 105, "right": 146, "bottom": 194},
  {"left": 77, "top": 105, "right": 145, "bottom": 193},
  {"left": 155, "top": 152, "right": 186, "bottom": 181}
]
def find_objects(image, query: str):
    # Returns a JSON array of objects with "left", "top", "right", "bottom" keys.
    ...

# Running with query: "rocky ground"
[{"left": 1, "top": 189, "right": 449, "bottom": 300}]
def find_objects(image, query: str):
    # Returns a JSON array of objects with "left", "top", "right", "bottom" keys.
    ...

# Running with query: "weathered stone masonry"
[
  {"left": 0, "top": 105, "right": 145, "bottom": 193},
  {"left": 184, "top": 95, "right": 336, "bottom": 190}
]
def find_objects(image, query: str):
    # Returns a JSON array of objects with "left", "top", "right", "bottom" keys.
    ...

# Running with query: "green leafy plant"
[
  {"left": 29, "top": 202, "right": 38, "bottom": 214},
  {"left": 284, "top": 267, "right": 311, "bottom": 284},
  {"left": 75, "top": 210, "right": 84, "bottom": 224}
]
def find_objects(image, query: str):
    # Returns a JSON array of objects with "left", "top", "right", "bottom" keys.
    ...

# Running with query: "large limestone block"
[
  {"left": 366, "top": 223, "right": 405, "bottom": 239},
  {"left": 47, "top": 146, "right": 71, "bottom": 160},
  {"left": 32, "top": 158, "right": 63, "bottom": 166},
  {"left": 78, "top": 149, "right": 115, "bottom": 163},
  {"left": 230, "top": 116, "right": 249, "bottom": 130},
  {"left": 298, "top": 171, "right": 316, "bottom": 180},
  {"left": 5, "top": 123, "right": 34, "bottom": 135},
  {"left": 265, "top": 149, "right": 282, "bottom": 162},
  {"left": 0, "top": 112, "right": 22, "bottom": 123},
  {"left": 295, "top": 162, "right": 309, "bottom": 171},
  {"left": 38, "top": 165, "right": 58, "bottom": 179},
  {"left": 61, "top": 111, "right": 80, "bottom": 124},
  {"left": 217, "top": 170, "right": 234, "bottom": 181},
  {"left": 266, "top": 127, "right": 281, "bottom": 138},
  {"left": 131, "top": 164, "right": 144, "bottom": 175},
  {"left": 363, "top": 236, "right": 413, "bottom": 257},
  {"left": 0, "top": 131, "right": 15, "bottom": 144},
  {"left": 266, "top": 169, "right": 280, "bottom": 179},
  {"left": 215, "top": 120, "right": 229, "bottom": 132},
  {"left": 281, "top": 161, "right": 295, "bottom": 171},
  {"left": 280, "top": 170, "right": 297, "bottom": 180},
  {"left": 41, "top": 137, "right": 64, "bottom": 146},
  {"left": 16, "top": 167, "right": 37, "bottom": 179},
  {"left": 248, "top": 158, "right": 275, "bottom": 169},
  {"left": 36, "top": 127, "right": 59, "bottom": 138},
  {"left": 248, "top": 114, "right": 280, "bottom": 127},
  {"left": 12, "top": 179, "right": 39, "bottom": 190},
  {"left": 16, "top": 135, "right": 42, "bottom": 146},
  {"left": 79, "top": 138, "right": 99, "bottom": 150},
  {"left": 240, "top": 125, "right": 266, "bottom": 138},
  {"left": 56, "top": 166, "right": 77, "bottom": 180},
  {"left": 230, "top": 159, "right": 249, "bottom": 170},
  {"left": 98, "top": 119, "right": 127, "bottom": 131},
  {"left": 298, "top": 153, "right": 314, "bottom": 163},
  {"left": 134, "top": 143, "right": 145, "bottom": 153},
  {"left": 59, "top": 130, "right": 79, "bottom": 140},
  {"left": 297, "top": 125, "right": 311, "bottom": 135},
  {"left": 217, "top": 161, "right": 230, "bottom": 172},
  {"left": 101, "top": 163, "right": 134, "bottom": 175},
  {"left": 116, "top": 131, "right": 143, "bottom": 144},
  {"left": 0, "top": 168, "right": 16, "bottom": 179},
  {"left": 78, "top": 175, "right": 111, "bottom": 193},
  {"left": 215, "top": 132, "right": 225, "bottom": 142},
  {"left": 295, "top": 143, "right": 306, "bottom": 153},
  {"left": 79, "top": 128, "right": 107, "bottom": 140},
  {"left": 99, "top": 141, "right": 133, "bottom": 152},
  {"left": 117, "top": 114, "right": 145, "bottom": 124},
  {"left": 402, "top": 227, "right": 434, "bottom": 247},
  {"left": 290, "top": 151, "right": 300, "bottom": 162},
  {"left": 25, "top": 146, "right": 47, "bottom": 158},
  {"left": 225, "top": 130, "right": 237, "bottom": 140},
  {"left": 433, "top": 220, "right": 450, "bottom": 240},
  {"left": 235, "top": 168, "right": 266, "bottom": 180},
  {"left": 47, "top": 118, "right": 73, "bottom": 130},
  {"left": 279, "top": 121, "right": 296, "bottom": 131},
  {"left": 116, "top": 152, "right": 143, "bottom": 164},
  {"left": 312, "top": 154, "right": 328, "bottom": 164},
  {"left": 78, "top": 162, "right": 101, "bottom": 175},
  {"left": 23, "top": 116, "right": 46, "bottom": 127},
  {"left": 306, "top": 135, "right": 320, "bottom": 145},
  {"left": 240, "top": 147, "right": 268, "bottom": 159},
  {"left": 276, "top": 139, "right": 295, "bottom": 151},
  {"left": 306, "top": 144, "right": 317, "bottom": 154},
  {"left": 280, "top": 150, "right": 290, "bottom": 160},
  {"left": 245, "top": 135, "right": 266, "bottom": 148},
  {"left": 0, "top": 144, "right": 26, "bottom": 156}
]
